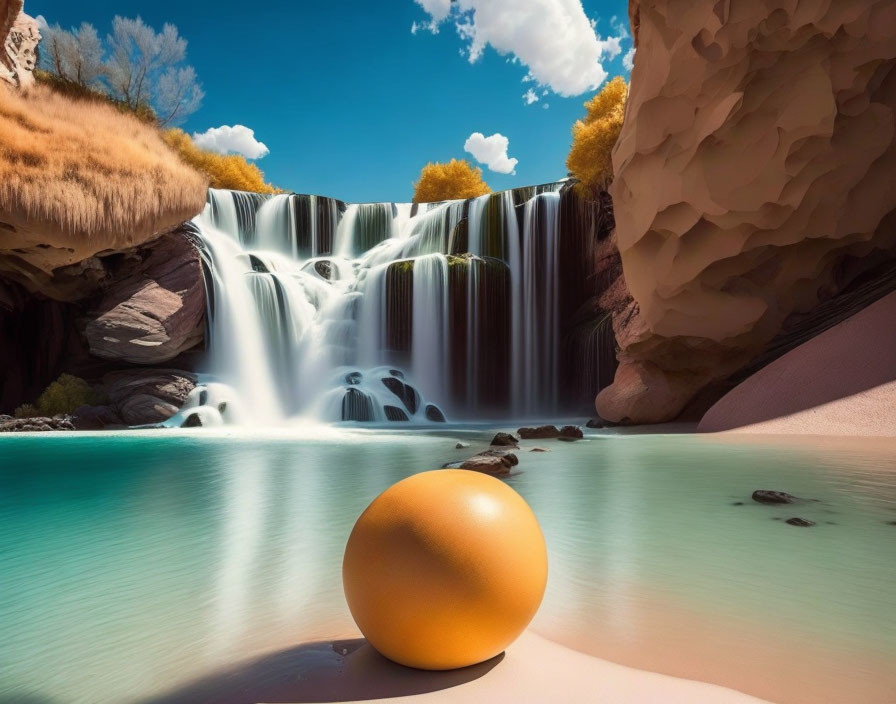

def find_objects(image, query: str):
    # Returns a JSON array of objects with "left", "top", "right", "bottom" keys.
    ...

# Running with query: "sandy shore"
[
  {"left": 699, "top": 291, "right": 896, "bottom": 437},
  {"left": 146, "top": 630, "right": 763, "bottom": 703},
  {"left": 328, "top": 631, "right": 766, "bottom": 704}
]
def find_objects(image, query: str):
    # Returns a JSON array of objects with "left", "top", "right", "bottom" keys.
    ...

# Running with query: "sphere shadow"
[{"left": 139, "top": 638, "right": 504, "bottom": 703}]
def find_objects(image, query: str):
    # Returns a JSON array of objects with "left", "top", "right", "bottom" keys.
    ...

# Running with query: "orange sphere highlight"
[{"left": 342, "top": 469, "right": 548, "bottom": 670}]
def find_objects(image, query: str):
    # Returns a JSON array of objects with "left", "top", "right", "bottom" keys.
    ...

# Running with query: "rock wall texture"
[
  {"left": 0, "top": 1, "right": 39, "bottom": 89},
  {"left": 598, "top": 0, "right": 896, "bottom": 424},
  {"left": 699, "top": 291, "right": 896, "bottom": 436},
  {"left": 85, "top": 231, "right": 205, "bottom": 365}
]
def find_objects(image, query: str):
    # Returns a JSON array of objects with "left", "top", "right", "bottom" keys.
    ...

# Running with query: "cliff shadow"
[{"left": 139, "top": 638, "right": 503, "bottom": 704}]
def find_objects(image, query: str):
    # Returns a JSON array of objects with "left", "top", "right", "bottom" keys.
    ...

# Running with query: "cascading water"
[{"left": 183, "top": 182, "right": 614, "bottom": 426}]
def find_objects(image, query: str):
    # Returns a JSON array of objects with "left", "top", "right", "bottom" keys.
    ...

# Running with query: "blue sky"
[{"left": 31, "top": 1, "right": 632, "bottom": 202}]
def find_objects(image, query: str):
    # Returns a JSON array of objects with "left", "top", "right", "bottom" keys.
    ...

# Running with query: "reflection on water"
[{"left": 0, "top": 430, "right": 894, "bottom": 703}]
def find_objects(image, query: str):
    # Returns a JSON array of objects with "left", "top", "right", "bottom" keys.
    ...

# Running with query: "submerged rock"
[
  {"left": 455, "top": 442, "right": 470, "bottom": 449},
  {"left": 459, "top": 451, "right": 519, "bottom": 476},
  {"left": 752, "top": 490, "right": 797, "bottom": 505},
  {"left": 785, "top": 517, "right": 815, "bottom": 527},
  {"left": 345, "top": 371, "right": 362, "bottom": 385},
  {"left": 382, "top": 377, "right": 419, "bottom": 415},
  {"left": 530, "top": 447, "right": 550, "bottom": 452},
  {"left": 586, "top": 417, "right": 616, "bottom": 428},
  {"left": 424, "top": 404, "right": 446, "bottom": 422},
  {"left": 342, "top": 387, "right": 373, "bottom": 421},
  {"left": 383, "top": 405, "right": 409, "bottom": 422},
  {"left": 490, "top": 432, "right": 518, "bottom": 447},
  {"left": 181, "top": 413, "right": 202, "bottom": 428}
]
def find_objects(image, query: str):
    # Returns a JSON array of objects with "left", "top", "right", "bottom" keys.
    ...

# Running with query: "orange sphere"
[{"left": 342, "top": 469, "right": 548, "bottom": 670}]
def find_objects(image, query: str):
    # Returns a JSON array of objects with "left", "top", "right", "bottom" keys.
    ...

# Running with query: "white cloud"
[
  {"left": 523, "top": 88, "right": 539, "bottom": 105},
  {"left": 623, "top": 47, "right": 635, "bottom": 71},
  {"left": 412, "top": 0, "right": 629, "bottom": 97},
  {"left": 191, "top": 125, "right": 269, "bottom": 160},
  {"left": 34, "top": 14, "right": 48, "bottom": 30},
  {"left": 464, "top": 132, "right": 518, "bottom": 175}
]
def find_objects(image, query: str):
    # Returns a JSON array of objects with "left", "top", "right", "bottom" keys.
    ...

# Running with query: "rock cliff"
[
  {"left": 0, "top": 1, "right": 38, "bottom": 89},
  {"left": 598, "top": 0, "right": 896, "bottom": 424}
]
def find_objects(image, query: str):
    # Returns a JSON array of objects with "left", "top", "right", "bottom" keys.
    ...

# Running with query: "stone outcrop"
[
  {"left": 103, "top": 368, "right": 197, "bottom": 425},
  {"left": 0, "top": 1, "right": 39, "bottom": 89},
  {"left": 598, "top": 0, "right": 896, "bottom": 424},
  {"left": 84, "top": 232, "right": 205, "bottom": 365}
]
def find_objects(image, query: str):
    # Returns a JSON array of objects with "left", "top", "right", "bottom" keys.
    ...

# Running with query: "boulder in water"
[
  {"left": 384, "top": 405, "right": 409, "bottom": 421},
  {"left": 455, "top": 442, "right": 469, "bottom": 449},
  {"left": 752, "top": 490, "right": 797, "bottom": 505},
  {"left": 559, "top": 425, "right": 584, "bottom": 440},
  {"left": 530, "top": 447, "right": 550, "bottom": 452},
  {"left": 425, "top": 404, "right": 446, "bottom": 422},
  {"left": 518, "top": 425, "right": 560, "bottom": 439},
  {"left": 785, "top": 517, "right": 815, "bottom": 527},
  {"left": 460, "top": 453, "right": 518, "bottom": 476},
  {"left": 490, "top": 432, "right": 518, "bottom": 447},
  {"left": 345, "top": 371, "right": 362, "bottom": 385},
  {"left": 314, "top": 260, "right": 333, "bottom": 280}
]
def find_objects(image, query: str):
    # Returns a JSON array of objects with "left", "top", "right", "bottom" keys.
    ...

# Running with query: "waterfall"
[{"left": 186, "top": 183, "right": 613, "bottom": 425}]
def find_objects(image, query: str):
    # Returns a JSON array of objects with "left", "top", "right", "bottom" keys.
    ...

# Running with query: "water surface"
[{"left": 1, "top": 429, "right": 894, "bottom": 703}]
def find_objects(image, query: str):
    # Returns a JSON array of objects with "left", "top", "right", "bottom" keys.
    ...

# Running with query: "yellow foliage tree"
[
  {"left": 566, "top": 76, "right": 628, "bottom": 193},
  {"left": 162, "top": 129, "right": 281, "bottom": 194},
  {"left": 412, "top": 159, "right": 491, "bottom": 203},
  {"left": 13, "top": 374, "right": 105, "bottom": 417}
]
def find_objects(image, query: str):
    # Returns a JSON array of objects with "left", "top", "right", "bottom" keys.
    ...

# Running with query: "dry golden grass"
[
  {"left": 0, "top": 82, "right": 207, "bottom": 248},
  {"left": 163, "top": 128, "right": 280, "bottom": 194},
  {"left": 412, "top": 158, "right": 491, "bottom": 203},
  {"left": 566, "top": 76, "right": 628, "bottom": 193}
]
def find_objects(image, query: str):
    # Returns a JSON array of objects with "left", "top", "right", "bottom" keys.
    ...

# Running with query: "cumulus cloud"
[
  {"left": 191, "top": 125, "right": 269, "bottom": 159},
  {"left": 412, "top": 0, "right": 629, "bottom": 97},
  {"left": 623, "top": 47, "right": 636, "bottom": 71},
  {"left": 464, "top": 132, "right": 518, "bottom": 175},
  {"left": 523, "top": 88, "right": 539, "bottom": 105}
]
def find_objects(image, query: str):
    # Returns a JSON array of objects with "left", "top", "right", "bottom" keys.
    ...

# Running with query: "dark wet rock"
[
  {"left": 182, "top": 413, "right": 203, "bottom": 428},
  {"left": 585, "top": 417, "right": 617, "bottom": 428},
  {"left": 389, "top": 369, "right": 404, "bottom": 379},
  {"left": 199, "top": 389, "right": 209, "bottom": 405},
  {"left": 490, "top": 432, "right": 518, "bottom": 446},
  {"left": 249, "top": 255, "right": 269, "bottom": 273},
  {"left": 887, "top": 521, "right": 896, "bottom": 526},
  {"left": 455, "top": 442, "right": 470, "bottom": 449},
  {"left": 731, "top": 501, "right": 744, "bottom": 506},
  {"left": 424, "top": 404, "right": 446, "bottom": 422},
  {"left": 384, "top": 405, "right": 409, "bottom": 421},
  {"left": 530, "top": 447, "right": 550, "bottom": 452},
  {"left": 785, "top": 517, "right": 815, "bottom": 527},
  {"left": 382, "top": 377, "right": 418, "bottom": 414},
  {"left": 345, "top": 371, "right": 362, "bottom": 385},
  {"left": 0, "top": 415, "right": 75, "bottom": 432},
  {"left": 71, "top": 404, "right": 122, "bottom": 430},
  {"left": 559, "top": 425, "right": 584, "bottom": 439},
  {"left": 342, "top": 388, "right": 374, "bottom": 421},
  {"left": 314, "top": 260, "right": 333, "bottom": 280},
  {"left": 458, "top": 449, "right": 519, "bottom": 476},
  {"left": 475, "top": 449, "right": 519, "bottom": 466},
  {"left": 518, "top": 425, "right": 561, "bottom": 439},
  {"left": 752, "top": 490, "right": 797, "bottom": 504},
  {"left": 217, "top": 402, "right": 227, "bottom": 414}
]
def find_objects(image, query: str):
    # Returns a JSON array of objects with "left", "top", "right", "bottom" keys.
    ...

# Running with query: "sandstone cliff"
[
  {"left": 0, "top": 0, "right": 38, "bottom": 89},
  {"left": 597, "top": 0, "right": 896, "bottom": 424}
]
